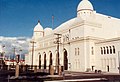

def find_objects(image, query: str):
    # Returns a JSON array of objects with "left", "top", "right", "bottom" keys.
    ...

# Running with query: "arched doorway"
[
  {"left": 64, "top": 49, "right": 68, "bottom": 70},
  {"left": 49, "top": 51, "right": 52, "bottom": 73},
  {"left": 44, "top": 52, "right": 46, "bottom": 69},
  {"left": 39, "top": 54, "right": 41, "bottom": 69},
  {"left": 49, "top": 52, "right": 52, "bottom": 65}
]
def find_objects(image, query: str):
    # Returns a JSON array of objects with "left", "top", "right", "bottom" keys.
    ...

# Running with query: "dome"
[
  {"left": 34, "top": 21, "right": 43, "bottom": 32},
  {"left": 77, "top": 0, "right": 94, "bottom": 12},
  {"left": 44, "top": 28, "right": 53, "bottom": 36}
]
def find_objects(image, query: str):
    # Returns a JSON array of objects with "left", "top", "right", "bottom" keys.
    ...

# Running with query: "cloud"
[{"left": 0, "top": 36, "right": 30, "bottom": 59}]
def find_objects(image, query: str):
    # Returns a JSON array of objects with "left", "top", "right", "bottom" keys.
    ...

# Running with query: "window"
[
  {"left": 113, "top": 46, "right": 115, "bottom": 54},
  {"left": 75, "top": 48, "right": 80, "bottom": 55},
  {"left": 78, "top": 48, "right": 79, "bottom": 55},
  {"left": 101, "top": 45, "right": 115, "bottom": 55},
  {"left": 101, "top": 47, "right": 103, "bottom": 54},
  {"left": 91, "top": 47, "right": 94, "bottom": 55},
  {"left": 106, "top": 46, "right": 109, "bottom": 54},
  {"left": 103, "top": 47, "right": 106, "bottom": 54},
  {"left": 75, "top": 48, "right": 77, "bottom": 55},
  {"left": 110, "top": 46, "right": 112, "bottom": 54}
]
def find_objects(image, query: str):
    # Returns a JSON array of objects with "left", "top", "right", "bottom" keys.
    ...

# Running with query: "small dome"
[
  {"left": 77, "top": 0, "right": 93, "bottom": 12},
  {"left": 34, "top": 21, "right": 43, "bottom": 32},
  {"left": 44, "top": 28, "right": 53, "bottom": 36}
]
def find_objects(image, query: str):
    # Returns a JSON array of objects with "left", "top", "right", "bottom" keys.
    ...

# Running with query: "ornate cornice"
[{"left": 95, "top": 37, "right": 120, "bottom": 44}]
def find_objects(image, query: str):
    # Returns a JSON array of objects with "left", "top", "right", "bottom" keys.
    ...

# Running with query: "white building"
[{"left": 26, "top": 0, "right": 120, "bottom": 73}]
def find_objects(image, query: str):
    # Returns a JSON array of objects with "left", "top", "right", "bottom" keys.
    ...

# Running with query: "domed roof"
[
  {"left": 44, "top": 27, "right": 53, "bottom": 36},
  {"left": 77, "top": 0, "right": 94, "bottom": 12},
  {"left": 34, "top": 20, "right": 43, "bottom": 32},
  {"left": 54, "top": 18, "right": 75, "bottom": 32}
]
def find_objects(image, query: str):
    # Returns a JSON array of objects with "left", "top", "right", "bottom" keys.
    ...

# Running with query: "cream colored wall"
[
  {"left": 84, "top": 39, "right": 96, "bottom": 71},
  {"left": 70, "top": 25, "right": 84, "bottom": 39},
  {"left": 95, "top": 39, "right": 120, "bottom": 73}
]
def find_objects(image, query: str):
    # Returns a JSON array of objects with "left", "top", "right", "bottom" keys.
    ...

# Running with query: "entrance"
[
  {"left": 39, "top": 55, "right": 41, "bottom": 69},
  {"left": 44, "top": 53, "right": 46, "bottom": 69},
  {"left": 49, "top": 52, "right": 52, "bottom": 65},
  {"left": 64, "top": 49, "right": 68, "bottom": 70}
]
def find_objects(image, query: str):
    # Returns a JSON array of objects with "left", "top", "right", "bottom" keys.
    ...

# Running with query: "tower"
[{"left": 33, "top": 20, "right": 44, "bottom": 40}]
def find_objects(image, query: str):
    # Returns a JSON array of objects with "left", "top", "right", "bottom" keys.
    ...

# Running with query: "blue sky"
[{"left": 0, "top": 0, "right": 120, "bottom": 37}]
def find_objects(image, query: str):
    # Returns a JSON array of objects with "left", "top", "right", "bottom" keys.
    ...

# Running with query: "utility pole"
[
  {"left": 30, "top": 41, "right": 36, "bottom": 68},
  {"left": 52, "top": 15, "right": 54, "bottom": 29},
  {"left": 54, "top": 33, "right": 62, "bottom": 74}
]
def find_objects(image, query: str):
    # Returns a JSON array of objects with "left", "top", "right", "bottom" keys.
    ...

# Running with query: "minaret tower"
[{"left": 33, "top": 20, "right": 44, "bottom": 40}]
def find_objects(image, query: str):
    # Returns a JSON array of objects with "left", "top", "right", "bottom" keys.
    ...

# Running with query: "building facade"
[{"left": 26, "top": 0, "right": 120, "bottom": 73}]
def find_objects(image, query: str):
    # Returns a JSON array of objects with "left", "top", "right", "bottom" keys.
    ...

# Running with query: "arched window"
[
  {"left": 113, "top": 46, "right": 115, "bottom": 54},
  {"left": 75, "top": 48, "right": 77, "bottom": 55},
  {"left": 106, "top": 46, "right": 109, "bottom": 54},
  {"left": 103, "top": 47, "right": 106, "bottom": 54},
  {"left": 91, "top": 47, "right": 94, "bottom": 55},
  {"left": 101, "top": 47, "right": 103, "bottom": 54},
  {"left": 110, "top": 46, "right": 112, "bottom": 54},
  {"left": 78, "top": 48, "right": 79, "bottom": 55}
]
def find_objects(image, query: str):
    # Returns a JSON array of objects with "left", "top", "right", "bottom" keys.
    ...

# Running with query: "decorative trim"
[
  {"left": 96, "top": 37, "right": 120, "bottom": 44},
  {"left": 77, "top": 9, "right": 93, "bottom": 12},
  {"left": 34, "top": 31, "right": 44, "bottom": 32}
]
